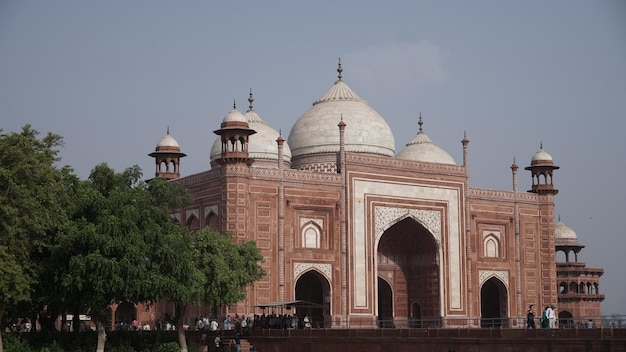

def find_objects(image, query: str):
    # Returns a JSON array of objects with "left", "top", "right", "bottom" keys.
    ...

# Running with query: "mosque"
[{"left": 138, "top": 62, "right": 604, "bottom": 329}]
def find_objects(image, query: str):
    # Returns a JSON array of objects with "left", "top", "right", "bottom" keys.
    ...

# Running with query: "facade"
[{"left": 140, "top": 62, "right": 603, "bottom": 329}]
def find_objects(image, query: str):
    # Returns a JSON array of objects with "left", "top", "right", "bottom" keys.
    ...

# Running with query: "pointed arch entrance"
[
  {"left": 295, "top": 270, "right": 331, "bottom": 328},
  {"left": 480, "top": 277, "right": 508, "bottom": 327},
  {"left": 559, "top": 310, "right": 574, "bottom": 328},
  {"left": 115, "top": 301, "right": 136, "bottom": 330},
  {"left": 377, "top": 217, "right": 440, "bottom": 328},
  {"left": 377, "top": 278, "right": 393, "bottom": 327}
]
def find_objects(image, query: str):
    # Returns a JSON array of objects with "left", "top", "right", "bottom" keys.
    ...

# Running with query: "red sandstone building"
[{"left": 126, "top": 63, "right": 604, "bottom": 330}]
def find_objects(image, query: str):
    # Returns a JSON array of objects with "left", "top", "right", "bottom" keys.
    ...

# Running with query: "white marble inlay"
[
  {"left": 204, "top": 205, "right": 218, "bottom": 217},
  {"left": 294, "top": 262, "right": 332, "bottom": 282},
  {"left": 374, "top": 207, "right": 441, "bottom": 246},
  {"left": 186, "top": 208, "right": 199, "bottom": 222},
  {"left": 300, "top": 217, "right": 323, "bottom": 228},
  {"left": 478, "top": 270, "right": 509, "bottom": 288},
  {"left": 352, "top": 178, "right": 461, "bottom": 310}
]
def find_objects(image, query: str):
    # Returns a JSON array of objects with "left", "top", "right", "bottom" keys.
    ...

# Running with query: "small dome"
[
  {"left": 156, "top": 133, "right": 180, "bottom": 149},
  {"left": 530, "top": 144, "right": 555, "bottom": 166},
  {"left": 244, "top": 109, "right": 292, "bottom": 164},
  {"left": 395, "top": 116, "right": 456, "bottom": 165},
  {"left": 211, "top": 94, "right": 292, "bottom": 167},
  {"left": 555, "top": 219, "right": 583, "bottom": 247},
  {"left": 532, "top": 149, "right": 553, "bottom": 162},
  {"left": 555, "top": 220, "right": 577, "bottom": 240},
  {"left": 288, "top": 74, "right": 395, "bottom": 160},
  {"left": 222, "top": 108, "right": 247, "bottom": 123}
]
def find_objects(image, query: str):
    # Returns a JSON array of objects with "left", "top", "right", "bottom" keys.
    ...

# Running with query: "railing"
[
  {"left": 241, "top": 315, "right": 626, "bottom": 331},
  {"left": 246, "top": 326, "right": 626, "bottom": 341}
]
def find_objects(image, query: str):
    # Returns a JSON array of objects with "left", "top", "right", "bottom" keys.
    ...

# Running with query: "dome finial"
[
  {"left": 540, "top": 141, "right": 543, "bottom": 150},
  {"left": 337, "top": 58, "right": 343, "bottom": 81},
  {"left": 248, "top": 88, "right": 254, "bottom": 111},
  {"left": 167, "top": 126, "right": 170, "bottom": 135},
  {"left": 418, "top": 112, "right": 424, "bottom": 133},
  {"left": 233, "top": 99, "right": 237, "bottom": 110},
  {"left": 558, "top": 214, "right": 561, "bottom": 222}
]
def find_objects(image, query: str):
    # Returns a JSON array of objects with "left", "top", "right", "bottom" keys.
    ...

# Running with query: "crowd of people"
[
  {"left": 526, "top": 304, "right": 601, "bottom": 329},
  {"left": 193, "top": 313, "right": 313, "bottom": 333}
]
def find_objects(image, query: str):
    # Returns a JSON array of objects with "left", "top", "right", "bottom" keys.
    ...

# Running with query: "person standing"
[
  {"left": 526, "top": 305, "right": 536, "bottom": 329},
  {"left": 541, "top": 307, "right": 549, "bottom": 328},
  {"left": 235, "top": 332, "right": 241, "bottom": 352},
  {"left": 547, "top": 304, "right": 556, "bottom": 328}
]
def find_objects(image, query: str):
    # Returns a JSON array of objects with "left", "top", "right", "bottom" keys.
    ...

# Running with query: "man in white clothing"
[{"left": 547, "top": 304, "right": 556, "bottom": 328}]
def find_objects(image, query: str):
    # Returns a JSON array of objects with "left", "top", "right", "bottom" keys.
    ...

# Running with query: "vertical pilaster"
[
  {"left": 277, "top": 135, "right": 285, "bottom": 301},
  {"left": 461, "top": 134, "right": 472, "bottom": 322},
  {"left": 338, "top": 119, "right": 348, "bottom": 323},
  {"left": 512, "top": 160, "right": 522, "bottom": 318}
]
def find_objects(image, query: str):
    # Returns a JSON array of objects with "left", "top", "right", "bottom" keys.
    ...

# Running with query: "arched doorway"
[
  {"left": 377, "top": 277, "right": 393, "bottom": 328},
  {"left": 115, "top": 301, "right": 136, "bottom": 330},
  {"left": 411, "top": 302, "right": 421, "bottom": 328},
  {"left": 480, "top": 277, "right": 508, "bottom": 328},
  {"left": 559, "top": 310, "right": 574, "bottom": 328},
  {"left": 377, "top": 217, "right": 440, "bottom": 328},
  {"left": 295, "top": 270, "right": 331, "bottom": 328}
]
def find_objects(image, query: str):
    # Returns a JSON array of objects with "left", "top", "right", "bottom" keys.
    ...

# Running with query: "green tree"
[
  {"left": 0, "top": 125, "right": 70, "bottom": 352},
  {"left": 45, "top": 164, "right": 192, "bottom": 352},
  {"left": 158, "top": 228, "right": 265, "bottom": 352}
]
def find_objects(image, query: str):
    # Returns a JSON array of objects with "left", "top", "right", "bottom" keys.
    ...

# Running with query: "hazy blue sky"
[{"left": 1, "top": 1, "right": 625, "bottom": 315}]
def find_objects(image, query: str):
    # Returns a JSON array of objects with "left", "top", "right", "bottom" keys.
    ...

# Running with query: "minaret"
[
  {"left": 525, "top": 143, "right": 560, "bottom": 195},
  {"left": 213, "top": 101, "right": 257, "bottom": 165},
  {"left": 148, "top": 127, "right": 186, "bottom": 180},
  {"left": 555, "top": 218, "right": 604, "bottom": 324}
]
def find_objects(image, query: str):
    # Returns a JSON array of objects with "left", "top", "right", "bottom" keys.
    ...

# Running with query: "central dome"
[{"left": 287, "top": 63, "right": 395, "bottom": 165}]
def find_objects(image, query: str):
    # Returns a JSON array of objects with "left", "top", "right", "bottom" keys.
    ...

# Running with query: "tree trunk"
[
  {"left": 174, "top": 303, "right": 189, "bottom": 352},
  {"left": 0, "top": 304, "right": 4, "bottom": 352},
  {"left": 96, "top": 320, "right": 107, "bottom": 352}
]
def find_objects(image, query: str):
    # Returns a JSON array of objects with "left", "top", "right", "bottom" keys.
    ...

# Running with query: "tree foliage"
[
  {"left": 1, "top": 125, "right": 266, "bottom": 352},
  {"left": 0, "top": 125, "right": 70, "bottom": 352},
  {"left": 42, "top": 163, "right": 192, "bottom": 352},
  {"left": 163, "top": 228, "right": 266, "bottom": 352}
]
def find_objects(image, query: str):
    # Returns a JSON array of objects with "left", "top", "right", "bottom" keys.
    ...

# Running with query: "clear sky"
[{"left": 1, "top": 1, "right": 625, "bottom": 315}]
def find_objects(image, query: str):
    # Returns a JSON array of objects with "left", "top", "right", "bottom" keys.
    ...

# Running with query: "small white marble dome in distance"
[
  {"left": 554, "top": 218, "right": 583, "bottom": 247},
  {"left": 395, "top": 114, "right": 456, "bottom": 165},
  {"left": 156, "top": 128, "right": 180, "bottom": 149},
  {"left": 531, "top": 143, "right": 554, "bottom": 164},
  {"left": 555, "top": 220, "right": 577, "bottom": 240},
  {"left": 222, "top": 104, "right": 247, "bottom": 123},
  {"left": 287, "top": 61, "right": 395, "bottom": 159},
  {"left": 210, "top": 92, "right": 292, "bottom": 166}
]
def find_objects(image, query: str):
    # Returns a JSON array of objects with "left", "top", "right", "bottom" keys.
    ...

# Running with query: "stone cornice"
[
  {"left": 346, "top": 153, "right": 466, "bottom": 175},
  {"left": 469, "top": 188, "right": 540, "bottom": 202}
]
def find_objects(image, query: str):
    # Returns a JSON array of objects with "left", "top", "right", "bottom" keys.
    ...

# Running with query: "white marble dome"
[
  {"left": 287, "top": 71, "right": 395, "bottom": 159},
  {"left": 554, "top": 219, "right": 583, "bottom": 247},
  {"left": 156, "top": 132, "right": 180, "bottom": 149},
  {"left": 396, "top": 118, "right": 456, "bottom": 165},
  {"left": 244, "top": 109, "right": 292, "bottom": 164},
  {"left": 555, "top": 220, "right": 577, "bottom": 240},
  {"left": 210, "top": 100, "right": 292, "bottom": 166},
  {"left": 531, "top": 147, "right": 553, "bottom": 163},
  {"left": 222, "top": 108, "right": 247, "bottom": 123}
]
